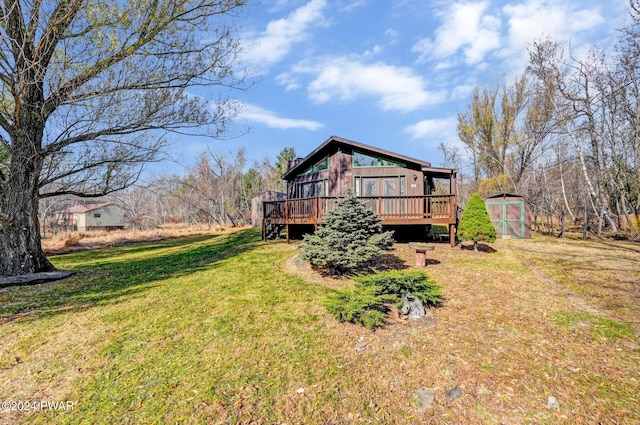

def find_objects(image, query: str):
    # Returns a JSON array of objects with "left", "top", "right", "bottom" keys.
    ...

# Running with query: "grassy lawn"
[{"left": 1, "top": 229, "right": 639, "bottom": 424}]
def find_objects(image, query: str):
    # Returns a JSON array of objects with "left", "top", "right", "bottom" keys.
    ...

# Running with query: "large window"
[
  {"left": 353, "top": 151, "right": 405, "bottom": 168},
  {"left": 298, "top": 156, "right": 329, "bottom": 175},
  {"left": 354, "top": 175, "right": 406, "bottom": 214},
  {"left": 296, "top": 179, "right": 328, "bottom": 198},
  {"left": 355, "top": 175, "right": 406, "bottom": 197}
]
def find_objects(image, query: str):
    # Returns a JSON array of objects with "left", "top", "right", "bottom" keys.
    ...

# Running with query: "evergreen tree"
[
  {"left": 457, "top": 193, "right": 497, "bottom": 251},
  {"left": 300, "top": 190, "right": 394, "bottom": 274}
]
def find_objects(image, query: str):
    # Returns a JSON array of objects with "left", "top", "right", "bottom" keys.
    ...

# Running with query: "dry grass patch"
[
  {"left": 41, "top": 224, "right": 246, "bottom": 254},
  {"left": 289, "top": 237, "right": 640, "bottom": 424}
]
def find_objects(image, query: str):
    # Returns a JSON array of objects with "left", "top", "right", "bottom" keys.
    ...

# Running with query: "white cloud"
[
  {"left": 405, "top": 117, "right": 457, "bottom": 140},
  {"left": 289, "top": 57, "right": 444, "bottom": 112},
  {"left": 501, "top": 0, "right": 607, "bottom": 67},
  {"left": 384, "top": 28, "right": 400, "bottom": 44},
  {"left": 413, "top": 1, "right": 501, "bottom": 65},
  {"left": 450, "top": 84, "right": 476, "bottom": 101},
  {"left": 240, "top": 103, "right": 324, "bottom": 130},
  {"left": 338, "top": 0, "right": 368, "bottom": 13},
  {"left": 240, "top": 0, "right": 328, "bottom": 69}
]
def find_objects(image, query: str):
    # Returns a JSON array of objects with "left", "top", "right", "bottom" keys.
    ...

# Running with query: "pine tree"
[
  {"left": 300, "top": 190, "right": 394, "bottom": 274},
  {"left": 457, "top": 193, "right": 497, "bottom": 251}
]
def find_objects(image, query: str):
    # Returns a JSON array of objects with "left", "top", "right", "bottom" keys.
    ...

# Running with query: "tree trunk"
[
  {"left": 0, "top": 106, "right": 55, "bottom": 275},
  {"left": 0, "top": 157, "right": 55, "bottom": 276}
]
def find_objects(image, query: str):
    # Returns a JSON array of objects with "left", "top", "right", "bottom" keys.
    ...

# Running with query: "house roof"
[
  {"left": 282, "top": 135, "right": 448, "bottom": 180},
  {"left": 62, "top": 203, "right": 113, "bottom": 214}
]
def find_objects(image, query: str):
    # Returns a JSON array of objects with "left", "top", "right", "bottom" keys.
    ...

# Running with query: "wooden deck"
[{"left": 262, "top": 195, "right": 457, "bottom": 245}]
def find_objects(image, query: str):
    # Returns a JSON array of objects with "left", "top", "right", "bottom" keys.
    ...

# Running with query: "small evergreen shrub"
[
  {"left": 325, "top": 270, "right": 443, "bottom": 329},
  {"left": 324, "top": 285, "right": 396, "bottom": 329},
  {"left": 457, "top": 193, "right": 497, "bottom": 250},
  {"left": 300, "top": 190, "right": 394, "bottom": 275},
  {"left": 354, "top": 270, "right": 443, "bottom": 307}
]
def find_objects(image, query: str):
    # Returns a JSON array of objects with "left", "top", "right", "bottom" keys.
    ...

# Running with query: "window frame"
[
  {"left": 353, "top": 174, "right": 407, "bottom": 197},
  {"left": 295, "top": 178, "right": 329, "bottom": 198},
  {"left": 352, "top": 150, "right": 406, "bottom": 168}
]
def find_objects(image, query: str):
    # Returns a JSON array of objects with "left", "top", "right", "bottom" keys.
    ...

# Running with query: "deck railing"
[{"left": 263, "top": 194, "right": 456, "bottom": 224}]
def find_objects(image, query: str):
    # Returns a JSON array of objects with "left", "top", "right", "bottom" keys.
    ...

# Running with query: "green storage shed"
[{"left": 485, "top": 193, "right": 532, "bottom": 239}]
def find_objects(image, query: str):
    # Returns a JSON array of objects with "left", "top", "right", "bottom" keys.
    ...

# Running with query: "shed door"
[{"left": 486, "top": 201, "right": 525, "bottom": 238}]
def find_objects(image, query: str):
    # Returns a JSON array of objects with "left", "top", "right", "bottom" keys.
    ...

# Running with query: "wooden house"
[{"left": 262, "top": 136, "right": 458, "bottom": 245}]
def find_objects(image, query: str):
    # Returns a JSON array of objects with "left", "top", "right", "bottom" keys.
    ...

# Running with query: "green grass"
[
  {"left": 0, "top": 229, "right": 348, "bottom": 424},
  {"left": 553, "top": 311, "right": 637, "bottom": 341}
]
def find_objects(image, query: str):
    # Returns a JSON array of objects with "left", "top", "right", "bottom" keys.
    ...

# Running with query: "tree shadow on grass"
[
  {"left": 0, "top": 229, "right": 262, "bottom": 323},
  {"left": 460, "top": 243, "right": 497, "bottom": 253}
]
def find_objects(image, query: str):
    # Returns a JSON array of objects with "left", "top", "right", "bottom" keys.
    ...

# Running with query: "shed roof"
[
  {"left": 486, "top": 193, "right": 523, "bottom": 200},
  {"left": 62, "top": 203, "right": 113, "bottom": 213}
]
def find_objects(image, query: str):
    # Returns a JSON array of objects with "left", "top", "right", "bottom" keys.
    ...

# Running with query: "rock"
[
  {"left": 414, "top": 387, "right": 435, "bottom": 412},
  {"left": 354, "top": 336, "right": 367, "bottom": 352},
  {"left": 546, "top": 395, "right": 560, "bottom": 410},
  {"left": 445, "top": 387, "right": 462, "bottom": 400},
  {"left": 355, "top": 342, "right": 367, "bottom": 352},
  {"left": 0, "top": 271, "right": 75, "bottom": 289},
  {"left": 400, "top": 293, "right": 426, "bottom": 320}
]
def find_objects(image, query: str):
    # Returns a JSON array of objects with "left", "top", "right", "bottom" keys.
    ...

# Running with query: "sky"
[{"left": 162, "top": 0, "right": 631, "bottom": 177}]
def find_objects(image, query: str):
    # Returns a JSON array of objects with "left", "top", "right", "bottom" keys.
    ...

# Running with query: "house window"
[
  {"left": 353, "top": 151, "right": 405, "bottom": 168},
  {"left": 296, "top": 179, "right": 328, "bottom": 198},
  {"left": 298, "top": 156, "right": 329, "bottom": 175},
  {"left": 353, "top": 151, "right": 378, "bottom": 167},
  {"left": 312, "top": 157, "right": 329, "bottom": 172},
  {"left": 354, "top": 175, "right": 407, "bottom": 215},
  {"left": 93, "top": 213, "right": 101, "bottom": 218},
  {"left": 354, "top": 175, "right": 406, "bottom": 197},
  {"left": 363, "top": 178, "right": 377, "bottom": 196}
]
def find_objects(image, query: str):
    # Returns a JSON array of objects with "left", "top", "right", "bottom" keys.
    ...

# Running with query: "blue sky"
[{"left": 163, "top": 0, "right": 630, "bottom": 176}]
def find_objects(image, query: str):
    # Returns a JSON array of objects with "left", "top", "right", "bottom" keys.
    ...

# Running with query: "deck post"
[
  {"left": 285, "top": 199, "right": 290, "bottom": 244},
  {"left": 449, "top": 223, "right": 455, "bottom": 247}
]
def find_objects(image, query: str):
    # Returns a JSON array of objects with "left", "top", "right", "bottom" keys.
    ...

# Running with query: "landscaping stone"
[
  {"left": 400, "top": 293, "right": 426, "bottom": 320},
  {"left": 414, "top": 387, "right": 435, "bottom": 412},
  {"left": 0, "top": 271, "right": 75, "bottom": 288},
  {"left": 445, "top": 387, "right": 463, "bottom": 400},
  {"left": 546, "top": 395, "right": 560, "bottom": 410},
  {"left": 355, "top": 336, "right": 367, "bottom": 352}
]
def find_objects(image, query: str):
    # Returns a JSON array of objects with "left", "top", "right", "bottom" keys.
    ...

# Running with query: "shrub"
[
  {"left": 354, "top": 270, "right": 443, "bottom": 307},
  {"left": 457, "top": 193, "right": 496, "bottom": 250},
  {"left": 300, "top": 190, "right": 394, "bottom": 275},
  {"left": 325, "top": 270, "right": 443, "bottom": 329},
  {"left": 324, "top": 285, "right": 396, "bottom": 329}
]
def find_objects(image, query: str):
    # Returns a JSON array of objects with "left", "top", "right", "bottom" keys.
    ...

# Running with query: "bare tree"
[
  {"left": 0, "top": 0, "right": 248, "bottom": 275},
  {"left": 457, "top": 75, "right": 554, "bottom": 195}
]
